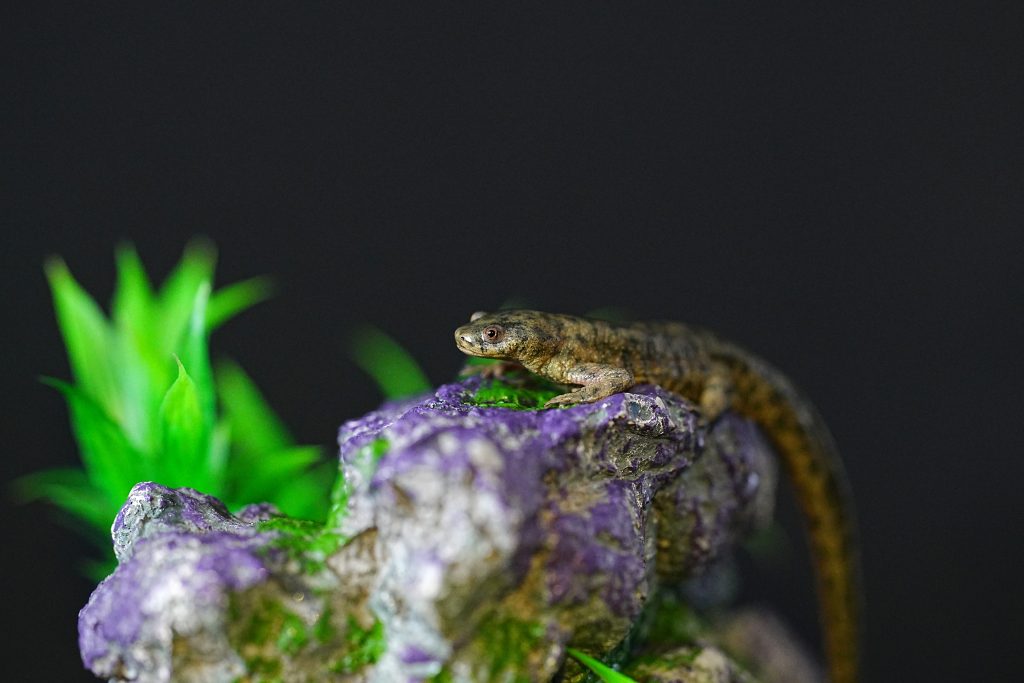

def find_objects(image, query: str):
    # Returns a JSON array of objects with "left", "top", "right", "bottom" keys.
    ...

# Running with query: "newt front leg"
[{"left": 543, "top": 363, "right": 634, "bottom": 407}]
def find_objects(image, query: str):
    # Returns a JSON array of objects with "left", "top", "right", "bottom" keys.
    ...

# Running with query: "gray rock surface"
[{"left": 79, "top": 376, "right": 792, "bottom": 681}]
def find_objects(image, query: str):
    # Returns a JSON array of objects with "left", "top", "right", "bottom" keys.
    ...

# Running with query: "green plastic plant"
[
  {"left": 350, "top": 324, "right": 431, "bottom": 399},
  {"left": 568, "top": 648, "right": 640, "bottom": 683},
  {"left": 15, "top": 240, "right": 336, "bottom": 573}
]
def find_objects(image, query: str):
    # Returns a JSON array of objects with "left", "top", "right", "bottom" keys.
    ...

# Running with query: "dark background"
[{"left": 3, "top": 3, "right": 1021, "bottom": 681}]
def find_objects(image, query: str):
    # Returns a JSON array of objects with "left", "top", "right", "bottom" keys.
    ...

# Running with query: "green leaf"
[
  {"left": 112, "top": 243, "right": 155, "bottom": 336},
  {"left": 32, "top": 240, "right": 337, "bottom": 570},
  {"left": 44, "top": 258, "right": 120, "bottom": 420},
  {"left": 82, "top": 556, "right": 119, "bottom": 583},
  {"left": 227, "top": 445, "right": 323, "bottom": 504},
  {"left": 11, "top": 468, "right": 116, "bottom": 532},
  {"left": 215, "top": 359, "right": 292, "bottom": 456},
  {"left": 42, "top": 377, "right": 147, "bottom": 503},
  {"left": 109, "top": 244, "right": 168, "bottom": 449},
  {"left": 155, "top": 239, "right": 216, "bottom": 359},
  {"left": 158, "top": 358, "right": 209, "bottom": 488},
  {"left": 268, "top": 460, "right": 336, "bottom": 522},
  {"left": 206, "top": 420, "right": 232, "bottom": 496},
  {"left": 206, "top": 276, "right": 274, "bottom": 331},
  {"left": 178, "top": 283, "right": 215, "bottom": 427},
  {"left": 350, "top": 325, "right": 431, "bottom": 400},
  {"left": 567, "top": 649, "right": 639, "bottom": 683}
]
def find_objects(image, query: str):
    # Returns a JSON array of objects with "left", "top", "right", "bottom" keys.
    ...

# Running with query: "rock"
[
  {"left": 622, "top": 592, "right": 823, "bottom": 683},
  {"left": 79, "top": 375, "right": 787, "bottom": 681},
  {"left": 718, "top": 609, "right": 824, "bottom": 683},
  {"left": 624, "top": 644, "right": 759, "bottom": 683},
  {"left": 79, "top": 484, "right": 281, "bottom": 682}
]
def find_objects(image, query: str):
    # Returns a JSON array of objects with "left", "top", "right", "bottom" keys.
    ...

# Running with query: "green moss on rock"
[
  {"left": 255, "top": 437, "right": 390, "bottom": 576},
  {"left": 465, "top": 373, "right": 568, "bottom": 411},
  {"left": 328, "top": 617, "right": 386, "bottom": 674},
  {"left": 630, "top": 590, "right": 705, "bottom": 652},
  {"left": 229, "top": 595, "right": 385, "bottom": 680},
  {"left": 256, "top": 516, "right": 342, "bottom": 575},
  {"left": 479, "top": 617, "right": 547, "bottom": 678},
  {"left": 433, "top": 616, "right": 548, "bottom": 682},
  {"left": 326, "top": 436, "right": 389, "bottom": 528}
]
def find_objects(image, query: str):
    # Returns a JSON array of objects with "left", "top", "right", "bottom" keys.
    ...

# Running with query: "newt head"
[{"left": 454, "top": 310, "right": 562, "bottom": 367}]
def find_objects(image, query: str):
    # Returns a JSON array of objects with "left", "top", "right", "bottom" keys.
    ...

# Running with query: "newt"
[{"left": 454, "top": 309, "right": 860, "bottom": 683}]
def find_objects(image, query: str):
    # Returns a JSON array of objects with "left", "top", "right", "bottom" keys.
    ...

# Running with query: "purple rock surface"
[
  {"left": 79, "top": 376, "right": 779, "bottom": 682},
  {"left": 80, "top": 485, "right": 281, "bottom": 681}
]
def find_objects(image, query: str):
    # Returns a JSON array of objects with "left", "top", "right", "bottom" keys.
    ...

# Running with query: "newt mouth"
[{"left": 454, "top": 327, "right": 480, "bottom": 355}]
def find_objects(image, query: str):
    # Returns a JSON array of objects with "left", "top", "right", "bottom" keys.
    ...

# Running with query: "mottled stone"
[
  {"left": 624, "top": 644, "right": 759, "bottom": 683},
  {"left": 80, "top": 484, "right": 280, "bottom": 682},
  {"left": 718, "top": 609, "right": 824, "bottom": 683},
  {"left": 80, "top": 376, "right": 785, "bottom": 682},
  {"left": 624, "top": 595, "right": 822, "bottom": 683},
  {"left": 111, "top": 485, "right": 277, "bottom": 564}
]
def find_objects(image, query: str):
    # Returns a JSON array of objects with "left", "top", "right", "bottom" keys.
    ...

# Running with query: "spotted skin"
[{"left": 455, "top": 310, "right": 860, "bottom": 683}]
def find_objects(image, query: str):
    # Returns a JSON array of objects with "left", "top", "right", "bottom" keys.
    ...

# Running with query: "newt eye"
[{"left": 482, "top": 325, "right": 505, "bottom": 343}]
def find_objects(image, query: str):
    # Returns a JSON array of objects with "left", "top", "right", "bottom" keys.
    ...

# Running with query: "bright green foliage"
[
  {"left": 257, "top": 516, "right": 346, "bottom": 576},
  {"left": 215, "top": 359, "right": 332, "bottom": 522},
  {"left": 464, "top": 370, "right": 567, "bottom": 411},
  {"left": 205, "top": 276, "right": 274, "bottom": 331},
  {"left": 350, "top": 324, "right": 431, "bottom": 399},
  {"left": 567, "top": 648, "right": 640, "bottom": 683},
  {"left": 16, "top": 240, "right": 335, "bottom": 568},
  {"left": 469, "top": 379, "right": 561, "bottom": 410}
]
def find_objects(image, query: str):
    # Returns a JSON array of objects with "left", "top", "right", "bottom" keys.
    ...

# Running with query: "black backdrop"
[{"left": 3, "top": 3, "right": 1021, "bottom": 681}]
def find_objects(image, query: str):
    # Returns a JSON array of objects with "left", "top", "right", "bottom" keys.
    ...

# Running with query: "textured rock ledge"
[{"left": 79, "top": 376, "right": 811, "bottom": 682}]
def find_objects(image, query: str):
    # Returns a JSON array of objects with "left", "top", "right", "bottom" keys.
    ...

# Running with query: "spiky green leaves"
[
  {"left": 567, "top": 649, "right": 640, "bottom": 683},
  {"left": 216, "top": 359, "right": 331, "bottom": 521},
  {"left": 17, "top": 240, "right": 335, "bottom": 571},
  {"left": 159, "top": 358, "right": 213, "bottom": 490},
  {"left": 39, "top": 377, "right": 146, "bottom": 513},
  {"left": 350, "top": 324, "right": 431, "bottom": 400}
]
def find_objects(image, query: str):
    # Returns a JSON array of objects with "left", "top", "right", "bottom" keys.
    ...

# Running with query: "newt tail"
[
  {"left": 721, "top": 350, "right": 860, "bottom": 683},
  {"left": 455, "top": 309, "right": 861, "bottom": 683}
]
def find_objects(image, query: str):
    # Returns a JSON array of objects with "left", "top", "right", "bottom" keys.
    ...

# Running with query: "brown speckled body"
[{"left": 456, "top": 310, "right": 860, "bottom": 683}]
